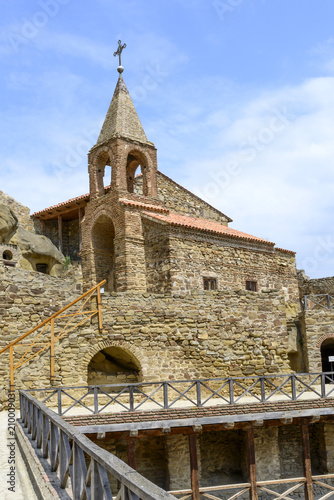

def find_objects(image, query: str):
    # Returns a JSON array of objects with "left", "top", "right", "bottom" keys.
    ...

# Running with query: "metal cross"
[{"left": 113, "top": 40, "right": 127, "bottom": 67}]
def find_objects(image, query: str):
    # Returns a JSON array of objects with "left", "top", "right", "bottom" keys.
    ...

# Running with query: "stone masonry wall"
[
  {"left": 0, "top": 191, "right": 34, "bottom": 232},
  {"left": 89, "top": 435, "right": 168, "bottom": 492},
  {"left": 301, "top": 275, "right": 334, "bottom": 297},
  {"left": 166, "top": 228, "right": 299, "bottom": 306},
  {"left": 324, "top": 423, "right": 334, "bottom": 473},
  {"left": 0, "top": 265, "right": 293, "bottom": 406},
  {"left": 166, "top": 434, "right": 191, "bottom": 490},
  {"left": 143, "top": 219, "right": 170, "bottom": 293},
  {"left": 254, "top": 427, "right": 280, "bottom": 481},
  {"left": 39, "top": 219, "right": 80, "bottom": 260},
  {"left": 302, "top": 309, "right": 334, "bottom": 372},
  {"left": 134, "top": 172, "right": 230, "bottom": 224},
  {"left": 199, "top": 430, "right": 246, "bottom": 486},
  {"left": 278, "top": 425, "right": 303, "bottom": 478},
  {"left": 0, "top": 265, "right": 83, "bottom": 406}
]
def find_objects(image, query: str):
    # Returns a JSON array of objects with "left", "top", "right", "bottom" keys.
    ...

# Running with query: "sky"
[{"left": 1, "top": 0, "right": 334, "bottom": 278}]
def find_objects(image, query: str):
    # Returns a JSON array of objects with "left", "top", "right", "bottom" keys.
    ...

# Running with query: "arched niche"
[
  {"left": 2, "top": 250, "right": 13, "bottom": 260},
  {"left": 321, "top": 338, "right": 334, "bottom": 382},
  {"left": 126, "top": 150, "right": 149, "bottom": 196},
  {"left": 88, "top": 346, "right": 141, "bottom": 387},
  {"left": 91, "top": 214, "right": 115, "bottom": 291}
]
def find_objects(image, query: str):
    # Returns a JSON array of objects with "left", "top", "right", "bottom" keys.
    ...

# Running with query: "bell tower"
[
  {"left": 81, "top": 42, "right": 159, "bottom": 292},
  {"left": 88, "top": 41, "right": 157, "bottom": 201}
]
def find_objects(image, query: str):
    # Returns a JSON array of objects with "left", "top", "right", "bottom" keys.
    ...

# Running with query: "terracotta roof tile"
[
  {"left": 119, "top": 199, "right": 169, "bottom": 213},
  {"left": 31, "top": 185, "right": 111, "bottom": 217},
  {"left": 142, "top": 211, "right": 276, "bottom": 246},
  {"left": 31, "top": 192, "right": 90, "bottom": 217},
  {"left": 275, "top": 247, "right": 296, "bottom": 256}
]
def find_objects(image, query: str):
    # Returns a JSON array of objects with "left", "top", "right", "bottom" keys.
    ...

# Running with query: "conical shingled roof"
[{"left": 96, "top": 75, "right": 149, "bottom": 146}]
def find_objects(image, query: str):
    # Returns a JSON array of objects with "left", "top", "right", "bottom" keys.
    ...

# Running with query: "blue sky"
[{"left": 1, "top": 0, "right": 334, "bottom": 278}]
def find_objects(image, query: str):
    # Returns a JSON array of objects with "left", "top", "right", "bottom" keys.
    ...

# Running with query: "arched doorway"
[
  {"left": 321, "top": 338, "right": 334, "bottom": 381},
  {"left": 88, "top": 346, "right": 141, "bottom": 387},
  {"left": 91, "top": 215, "right": 115, "bottom": 291}
]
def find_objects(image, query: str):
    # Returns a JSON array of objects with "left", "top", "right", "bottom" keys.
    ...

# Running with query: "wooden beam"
[
  {"left": 127, "top": 438, "right": 136, "bottom": 470},
  {"left": 77, "top": 413, "right": 334, "bottom": 437},
  {"left": 246, "top": 428, "right": 258, "bottom": 500},
  {"left": 189, "top": 434, "right": 200, "bottom": 500},
  {"left": 78, "top": 207, "right": 83, "bottom": 251},
  {"left": 301, "top": 424, "right": 314, "bottom": 500},
  {"left": 58, "top": 214, "right": 63, "bottom": 254},
  {"left": 50, "top": 319, "right": 55, "bottom": 384},
  {"left": 9, "top": 346, "right": 14, "bottom": 392}
]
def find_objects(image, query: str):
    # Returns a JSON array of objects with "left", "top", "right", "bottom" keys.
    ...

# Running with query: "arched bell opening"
[
  {"left": 126, "top": 151, "right": 149, "bottom": 196},
  {"left": 93, "top": 150, "right": 114, "bottom": 197},
  {"left": 321, "top": 338, "right": 334, "bottom": 383},
  {"left": 91, "top": 214, "right": 115, "bottom": 291},
  {"left": 87, "top": 346, "right": 141, "bottom": 388}
]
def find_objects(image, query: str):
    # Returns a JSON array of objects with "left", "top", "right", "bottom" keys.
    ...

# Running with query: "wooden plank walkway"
[{"left": 64, "top": 397, "right": 334, "bottom": 434}]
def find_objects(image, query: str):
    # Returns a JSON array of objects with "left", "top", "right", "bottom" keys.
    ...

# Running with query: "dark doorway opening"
[
  {"left": 321, "top": 338, "right": 334, "bottom": 382},
  {"left": 36, "top": 263, "right": 49, "bottom": 274}
]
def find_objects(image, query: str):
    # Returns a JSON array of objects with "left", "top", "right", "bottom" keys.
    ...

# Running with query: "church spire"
[{"left": 95, "top": 41, "right": 150, "bottom": 147}]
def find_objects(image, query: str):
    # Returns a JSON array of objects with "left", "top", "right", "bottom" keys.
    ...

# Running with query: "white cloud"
[
  {"left": 178, "top": 76, "right": 334, "bottom": 278},
  {"left": 1, "top": 22, "right": 334, "bottom": 279}
]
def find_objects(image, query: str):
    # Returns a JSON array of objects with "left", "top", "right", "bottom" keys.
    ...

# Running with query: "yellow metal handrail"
[{"left": 0, "top": 280, "right": 106, "bottom": 391}]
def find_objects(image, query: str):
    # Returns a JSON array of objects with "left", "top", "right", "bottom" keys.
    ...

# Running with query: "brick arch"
[
  {"left": 81, "top": 340, "right": 148, "bottom": 380},
  {"left": 121, "top": 143, "right": 156, "bottom": 197},
  {"left": 316, "top": 334, "right": 334, "bottom": 348},
  {"left": 88, "top": 211, "right": 117, "bottom": 291},
  {"left": 88, "top": 207, "right": 121, "bottom": 242},
  {"left": 91, "top": 145, "right": 116, "bottom": 168},
  {"left": 89, "top": 146, "right": 116, "bottom": 197},
  {"left": 126, "top": 148, "right": 151, "bottom": 196}
]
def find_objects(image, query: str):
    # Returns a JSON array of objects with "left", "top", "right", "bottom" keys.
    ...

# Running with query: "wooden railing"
[
  {"left": 19, "top": 390, "right": 334, "bottom": 500},
  {"left": 19, "top": 390, "right": 176, "bottom": 500},
  {"left": 29, "top": 371, "right": 334, "bottom": 416},
  {"left": 171, "top": 476, "right": 334, "bottom": 500},
  {"left": 302, "top": 294, "right": 334, "bottom": 311},
  {"left": 0, "top": 280, "right": 106, "bottom": 391}
]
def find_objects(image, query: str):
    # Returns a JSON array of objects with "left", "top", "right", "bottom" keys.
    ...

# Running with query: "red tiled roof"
[
  {"left": 142, "top": 211, "right": 276, "bottom": 246},
  {"left": 31, "top": 192, "right": 90, "bottom": 217},
  {"left": 275, "top": 247, "right": 296, "bottom": 256},
  {"left": 119, "top": 198, "right": 169, "bottom": 213},
  {"left": 31, "top": 185, "right": 112, "bottom": 217}
]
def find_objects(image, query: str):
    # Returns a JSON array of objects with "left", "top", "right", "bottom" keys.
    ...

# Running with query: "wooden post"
[
  {"left": 78, "top": 207, "right": 82, "bottom": 251},
  {"left": 246, "top": 428, "right": 258, "bottom": 500},
  {"left": 97, "top": 285, "right": 103, "bottom": 332},
  {"left": 189, "top": 434, "right": 200, "bottom": 500},
  {"left": 50, "top": 319, "right": 55, "bottom": 384},
  {"left": 127, "top": 438, "right": 136, "bottom": 470},
  {"left": 301, "top": 424, "right": 314, "bottom": 500},
  {"left": 58, "top": 214, "right": 63, "bottom": 254},
  {"left": 9, "top": 345, "right": 14, "bottom": 393}
]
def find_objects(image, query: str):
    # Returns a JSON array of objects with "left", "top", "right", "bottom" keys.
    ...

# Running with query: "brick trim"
[
  {"left": 316, "top": 334, "right": 334, "bottom": 347},
  {"left": 81, "top": 340, "right": 147, "bottom": 379}
]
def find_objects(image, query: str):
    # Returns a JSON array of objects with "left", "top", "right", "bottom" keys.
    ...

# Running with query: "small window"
[
  {"left": 246, "top": 280, "right": 257, "bottom": 292},
  {"left": 203, "top": 278, "right": 217, "bottom": 291},
  {"left": 3, "top": 250, "right": 13, "bottom": 261},
  {"left": 36, "top": 263, "right": 48, "bottom": 274}
]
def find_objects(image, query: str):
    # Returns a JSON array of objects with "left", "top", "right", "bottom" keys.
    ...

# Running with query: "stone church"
[{"left": 1, "top": 51, "right": 334, "bottom": 499}]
